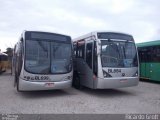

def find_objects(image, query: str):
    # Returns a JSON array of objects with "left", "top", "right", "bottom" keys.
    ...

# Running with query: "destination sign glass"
[
  {"left": 97, "top": 32, "right": 134, "bottom": 41},
  {"left": 25, "top": 31, "right": 70, "bottom": 42}
]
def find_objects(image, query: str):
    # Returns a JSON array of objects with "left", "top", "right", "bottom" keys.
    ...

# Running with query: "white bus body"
[
  {"left": 13, "top": 31, "right": 73, "bottom": 91},
  {"left": 73, "top": 31, "right": 139, "bottom": 89}
]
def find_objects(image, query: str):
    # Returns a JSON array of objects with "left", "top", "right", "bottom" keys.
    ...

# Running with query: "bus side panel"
[
  {"left": 150, "top": 63, "right": 160, "bottom": 81},
  {"left": 140, "top": 62, "right": 160, "bottom": 81},
  {"left": 139, "top": 62, "right": 151, "bottom": 79}
]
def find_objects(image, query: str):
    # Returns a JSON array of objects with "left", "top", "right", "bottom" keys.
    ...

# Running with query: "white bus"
[
  {"left": 13, "top": 31, "right": 73, "bottom": 91},
  {"left": 73, "top": 31, "right": 139, "bottom": 89}
]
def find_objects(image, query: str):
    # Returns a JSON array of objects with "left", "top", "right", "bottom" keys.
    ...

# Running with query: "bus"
[
  {"left": 13, "top": 31, "right": 73, "bottom": 91},
  {"left": 73, "top": 31, "right": 139, "bottom": 89},
  {"left": 0, "top": 53, "right": 8, "bottom": 73},
  {"left": 137, "top": 40, "right": 160, "bottom": 82}
]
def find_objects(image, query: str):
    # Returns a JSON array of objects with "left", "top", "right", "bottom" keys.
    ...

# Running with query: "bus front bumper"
[
  {"left": 95, "top": 77, "right": 139, "bottom": 89},
  {"left": 18, "top": 78, "right": 72, "bottom": 91}
]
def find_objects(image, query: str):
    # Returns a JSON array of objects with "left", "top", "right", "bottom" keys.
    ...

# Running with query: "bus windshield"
[
  {"left": 101, "top": 40, "right": 138, "bottom": 68},
  {"left": 25, "top": 40, "right": 72, "bottom": 74}
]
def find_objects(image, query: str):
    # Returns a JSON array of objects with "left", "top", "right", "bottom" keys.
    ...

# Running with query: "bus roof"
[
  {"left": 136, "top": 40, "right": 160, "bottom": 47},
  {"left": 23, "top": 30, "right": 71, "bottom": 38},
  {"left": 73, "top": 31, "right": 132, "bottom": 41},
  {"left": 20, "top": 30, "right": 72, "bottom": 42}
]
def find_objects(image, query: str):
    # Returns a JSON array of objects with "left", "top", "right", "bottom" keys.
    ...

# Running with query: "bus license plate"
[
  {"left": 45, "top": 83, "right": 54, "bottom": 87},
  {"left": 120, "top": 79, "right": 128, "bottom": 83}
]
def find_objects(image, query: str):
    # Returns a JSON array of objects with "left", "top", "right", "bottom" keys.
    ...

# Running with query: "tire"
[
  {"left": 14, "top": 73, "right": 17, "bottom": 87},
  {"left": 15, "top": 72, "right": 20, "bottom": 92},
  {"left": 16, "top": 78, "right": 20, "bottom": 92}
]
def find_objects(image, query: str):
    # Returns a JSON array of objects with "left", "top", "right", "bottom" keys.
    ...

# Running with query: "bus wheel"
[
  {"left": 15, "top": 73, "right": 20, "bottom": 92},
  {"left": 16, "top": 78, "right": 20, "bottom": 92},
  {"left": 14, "top": 73, "right": 17, "bottom": 87}
]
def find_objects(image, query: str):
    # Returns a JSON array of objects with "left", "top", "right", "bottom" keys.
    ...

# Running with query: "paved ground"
[{"left": 0, "top": 71, "right": 160, "bottom": 114}]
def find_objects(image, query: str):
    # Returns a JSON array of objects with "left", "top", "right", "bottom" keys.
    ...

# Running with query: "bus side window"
[
  {"left": 93, "top": 41, "right": 97, "bottom": 75},
  {"left": 138, "top": 48, "right": 146, "bottom": 62},
  {"left": 77, "top": 41, "right": 85, "bottom": 59},
  {"left": 152, "top": 46, "right": 160, "bottom": 62},
  {"left": 139, "top": 47, "right": 152, "bottom": 62},
  {"left": 156, "top": 46, "right": 160, "bottom": 61},
  {"left": 73, "top": 43, "right": 76, "bottom": 58},
  {"left": 148, "top": 47, "right": 153, "bottom": 62},
  {"left": 86, "top": 42, "right": 93, "bottom": 69}
]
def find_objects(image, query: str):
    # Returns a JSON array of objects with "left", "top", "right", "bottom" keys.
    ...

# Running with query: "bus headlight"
[
  {"left": 132, "top": 71, "right": 138, "bottom": 77},
  {"left": 64, "top": 76, "right": 72, "bottom": 81},
  {"left": 103, "top": 70, "right": 112, "bottom": 78}
]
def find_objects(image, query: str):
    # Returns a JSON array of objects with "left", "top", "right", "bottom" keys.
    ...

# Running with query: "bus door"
[
  {"left": 139, "top": 47, "right": 151, "bottom": 79},
  {"left": 82, "top": 39, "right": 94, "bottom": 88}
]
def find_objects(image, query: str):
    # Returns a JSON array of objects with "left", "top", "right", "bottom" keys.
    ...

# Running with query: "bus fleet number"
[{"left": 108, "top": 69, "right": 121, "bottom": 73}]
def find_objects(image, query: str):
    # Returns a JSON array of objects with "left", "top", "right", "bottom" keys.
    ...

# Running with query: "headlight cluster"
[
  {"left": 132, "top": 71, "right": 138, "bottom": 77},
  {"left": 64, "top": 76, "right": 72, "bottom": 81}
]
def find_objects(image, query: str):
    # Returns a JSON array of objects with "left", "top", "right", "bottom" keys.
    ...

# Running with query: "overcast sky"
[{"left": 0, "top": 0, "right": 160, "bottom": 52}]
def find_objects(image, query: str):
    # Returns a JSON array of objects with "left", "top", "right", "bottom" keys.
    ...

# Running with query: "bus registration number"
[
  {"left": 120, "top": 79, "right": 127, "bottom": 83},
  {"left": 45, "top": 83, "right": 54, "bottom": 87},
  {"left": 108, "top": 69, "right": 121, "bottom": 73}
]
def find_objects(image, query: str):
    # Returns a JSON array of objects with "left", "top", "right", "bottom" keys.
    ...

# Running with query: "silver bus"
[
  {"left": 13, "top": 31, "right": 73, "bottom": 91},
  {"left": 73, "top": 31, "right": 139, "bottom": 89}
]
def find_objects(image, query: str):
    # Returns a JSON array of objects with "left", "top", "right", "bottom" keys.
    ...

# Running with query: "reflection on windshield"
[
  {"left": 101, "top": 40, "right": 138, "bottom": 68},
  {"left": 25, "top": 40, "right": 72, "bottom": 74},
  {"left": 51, "top": 42, "right": 72, "bottom": 74},
  {"left": 25, "top": 40, "right": 50, "bottom": 73}
]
